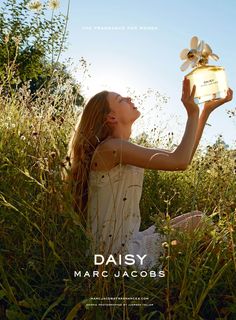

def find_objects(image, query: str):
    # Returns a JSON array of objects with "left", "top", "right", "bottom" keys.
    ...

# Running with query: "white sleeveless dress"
[{"left": 87, "top": 163, "right": 166, "bottom": 271}]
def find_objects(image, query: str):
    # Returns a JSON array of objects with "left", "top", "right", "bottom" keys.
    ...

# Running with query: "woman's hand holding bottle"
[{"left": 203, "top": 88, "right": 233, "bottom": 114}]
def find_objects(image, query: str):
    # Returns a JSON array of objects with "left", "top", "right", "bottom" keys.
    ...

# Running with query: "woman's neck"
[{"left": 108, "top": 126, "right": 132, "bottom": 141}]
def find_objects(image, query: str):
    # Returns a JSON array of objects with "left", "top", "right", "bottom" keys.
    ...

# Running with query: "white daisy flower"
[
  {"left": 3, "top": 29, "right": 10, "bottom": 43},
  {"left": 198, "top": 42, "right": 219, "bottom": 65},
  {"left": 12, "top": 35, "right": 22, "bottom": 45},
  {"left": 180, "top": 36, "right": 203, "bottom": 71},
  {"left": 48, "top": 0, "right": 60, "bottom": 10},
  {"left": 27, "top": 0, "right": 43, "bottom": 11},
  {"left": 4, "top": 34, "right": 9, "bottom": 43},
  {"left": 180, "top": 36, "right": 220, "bottom": 71},
  {"left": 20, "top": 135, "right": 26, "bottom": 141}
]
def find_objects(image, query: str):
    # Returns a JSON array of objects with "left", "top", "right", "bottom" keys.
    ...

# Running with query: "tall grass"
[{"left": 0, "top": 78, "right": 235, "bottom": 320}]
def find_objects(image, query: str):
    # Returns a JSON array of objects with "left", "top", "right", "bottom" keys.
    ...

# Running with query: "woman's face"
[{"left": 106, "top": 92, "right": 141, "bottom": 126}]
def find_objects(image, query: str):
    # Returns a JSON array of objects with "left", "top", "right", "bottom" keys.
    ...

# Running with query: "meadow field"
[{"left": 0, "top": 79, "right": 235, "bottom": 320}]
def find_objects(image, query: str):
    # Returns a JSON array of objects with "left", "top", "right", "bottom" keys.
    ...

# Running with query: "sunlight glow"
[{"left": 77, "top": 70, "right": 134, "bottom": 98}]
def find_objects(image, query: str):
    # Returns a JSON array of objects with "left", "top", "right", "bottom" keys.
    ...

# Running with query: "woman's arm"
[
  {"left": 98, "top": 87, "right": 233, "bottom": 171},
  {"left": 188, "top": 109, "right": 209, "bottom": 164},
  {"left": 102, "top": 111, "right": 199, "bottom": 171},
  {"left": 96, "top": 79, "right": 200, "bottom": 171}
]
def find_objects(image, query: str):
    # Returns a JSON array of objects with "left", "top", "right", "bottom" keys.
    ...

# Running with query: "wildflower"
[
  {"left": 50, "top": 151, "right": 56, "bottom": 158},
  {"left": 28, "top": 1, "right": 43, "bottom": 12},
  {"left": 12, "top": 36, "right": 22, "bottom": 45},
  {"left": 162, "top": 242, "right": 169, "bottom": 248},
  {"left": 20, "top": 135, "right": 26, "bottom": 141},
  {"left": 4, "top": 34, "right": 9, "bottom": 43},
  {"left": 48, "top": 0, "right": 60, "bottom": 9}
]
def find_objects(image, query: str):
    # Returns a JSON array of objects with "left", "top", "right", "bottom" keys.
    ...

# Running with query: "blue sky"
[{"left": 59, "top": 0, "right": 236, "bottom": 149}]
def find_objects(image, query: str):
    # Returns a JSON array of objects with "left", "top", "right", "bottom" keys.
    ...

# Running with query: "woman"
[{"left": 63, "top": 78, "right": 233, "bottom": 270}]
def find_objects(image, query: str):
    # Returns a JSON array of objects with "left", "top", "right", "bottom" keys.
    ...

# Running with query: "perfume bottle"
[
  {"left": 180, "top": 36, "right": 228, "bottom": 104},
  {"left": 186, "top": 65, "right": 228, "bottom": 104}
]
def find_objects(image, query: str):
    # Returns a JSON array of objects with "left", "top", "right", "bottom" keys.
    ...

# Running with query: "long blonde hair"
[{"left": 62, "top": 90, "right": 112, "bottom": 225}]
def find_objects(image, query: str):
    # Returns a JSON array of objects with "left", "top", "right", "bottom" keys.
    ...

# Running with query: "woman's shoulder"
[{"left": 90, "top": 137, "right": 121, "bottom": 171}]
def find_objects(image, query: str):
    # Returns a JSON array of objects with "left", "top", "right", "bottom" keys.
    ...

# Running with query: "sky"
[{"left": 58, "top": 0, "right": 236, "bottom": 149}]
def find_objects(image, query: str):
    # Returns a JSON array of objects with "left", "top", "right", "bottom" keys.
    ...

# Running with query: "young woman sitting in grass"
[{"left": 63, "top": 78, "right": 233, "bottom": 270}]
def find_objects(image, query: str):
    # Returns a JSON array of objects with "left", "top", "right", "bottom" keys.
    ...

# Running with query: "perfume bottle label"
[{"left": 187, "top": 67, "right": 228, "bottom": 103}]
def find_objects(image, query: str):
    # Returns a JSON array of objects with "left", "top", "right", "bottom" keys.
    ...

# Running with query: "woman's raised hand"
[
  {"left": 181, "top": 78, "right": 199, "bottom": 116},
  {"left": 203, "top": 88, "right": 233, "bottom": 115}
]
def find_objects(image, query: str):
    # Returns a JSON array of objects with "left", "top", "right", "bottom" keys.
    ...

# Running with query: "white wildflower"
[
  {"left": 4, "top": 34, "right": 9, "bottom": 43},
  {"left": 162, "top": 242, "right": 169, "bottom": 248},
  {"left": 48, "top": 0, "right": 60, "bottom": 10},
  {"left": 12, "top": 35, "right": 22, "bottom": 45},
  {"left": 171, "top": 240, "right": 178, "bottom": 246},
  {"left": 28, "top": 1, "right": 43, "bottom": 11},
  {"left": 3, "top": 28, "right": 10, "bottom": 43}
]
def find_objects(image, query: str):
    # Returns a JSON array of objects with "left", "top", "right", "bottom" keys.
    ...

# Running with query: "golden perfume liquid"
[{"left": 186, "top": 65, "right": 228, "bottom": 104}]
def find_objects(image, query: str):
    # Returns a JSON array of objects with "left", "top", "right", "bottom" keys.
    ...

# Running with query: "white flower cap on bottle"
[{"left": 180, "top": 36, "right": 219, "bottom": 71}]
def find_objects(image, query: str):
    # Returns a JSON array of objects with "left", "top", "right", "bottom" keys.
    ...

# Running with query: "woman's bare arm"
[
  {"left": 102, "top": 111, "right": 199, "bottom": 171},
  {"left": 94, "top": 78, "right": 201, "bottom": 172}
]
